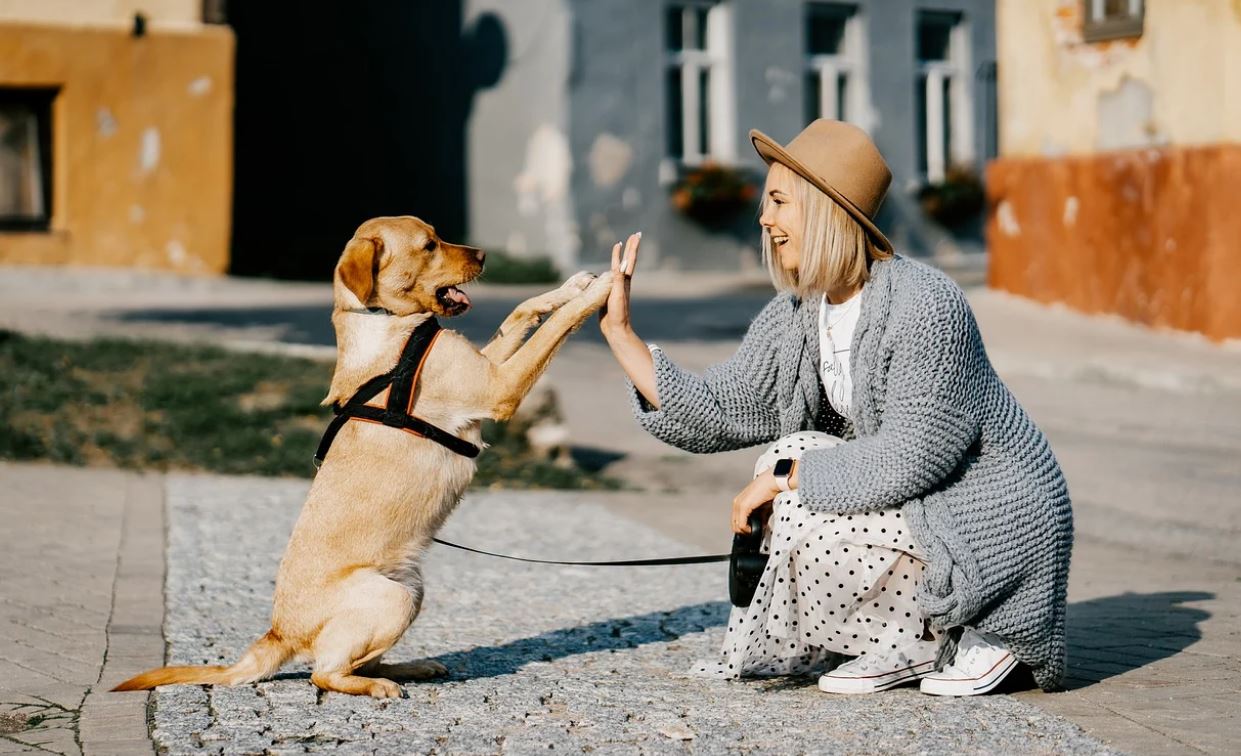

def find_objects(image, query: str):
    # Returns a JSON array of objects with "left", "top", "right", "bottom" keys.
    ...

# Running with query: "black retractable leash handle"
[{"left": 728, "top": 513, "right": 769, "bottom": 607}]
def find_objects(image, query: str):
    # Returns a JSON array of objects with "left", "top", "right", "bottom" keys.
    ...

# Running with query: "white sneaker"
[
  {"left": 817, "top": 640, "right": 938, "bottom": 695},
  {"left": 919, "top": 628, "right": 1019, "bottom": 696}
]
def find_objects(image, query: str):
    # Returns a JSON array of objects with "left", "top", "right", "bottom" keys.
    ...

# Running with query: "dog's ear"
[{"left": 337, "top": 236, "right": 381, "bottom": 305}]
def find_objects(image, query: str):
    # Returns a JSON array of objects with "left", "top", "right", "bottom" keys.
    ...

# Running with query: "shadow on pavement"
[
  {"left": 114, "top": 292, "right": 772, "bottom": 347},
  {"left": 263, "top": 592, "right": 1205, "bottom": 689},
  {"left": 1063, "top": 590, "right": 1211, "bottom": 689},
  {"left": 421, "top": 601, "right": 729, "bottom": 682}
]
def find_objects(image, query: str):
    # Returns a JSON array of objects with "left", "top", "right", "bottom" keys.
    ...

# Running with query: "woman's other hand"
[
  {"left": 732, "top": 469, "right": 781, "bottom": 534},
  {"left": 599, "top": 232, "right": 640, "bottom": 338}
]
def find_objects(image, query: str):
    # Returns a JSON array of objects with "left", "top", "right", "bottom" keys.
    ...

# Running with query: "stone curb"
[{"left": 79, "top": 475, "right": 165, "bottom": 756}]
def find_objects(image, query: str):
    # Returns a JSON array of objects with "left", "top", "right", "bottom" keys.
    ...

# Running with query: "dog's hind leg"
[
  {"left": 309, "top": 573, "right": 416, "bottom": 698},
  {"left": 357, "top": 658, "right": 448, "bottom": 681}
]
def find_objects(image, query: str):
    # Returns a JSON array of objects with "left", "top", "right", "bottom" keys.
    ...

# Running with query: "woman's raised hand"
[{"left": 599, "top": 232, "right": 640, "bottom": 338}]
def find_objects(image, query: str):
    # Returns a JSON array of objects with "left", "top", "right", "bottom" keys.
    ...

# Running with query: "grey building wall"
[
  {"left": 466, "top": 0, "right": 996, "bottom": 273},
  {"left": 464, "top": 0, "right": 576, "bottom": 271}
]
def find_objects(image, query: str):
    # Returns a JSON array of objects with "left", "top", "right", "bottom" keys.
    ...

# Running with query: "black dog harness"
[
  {"left": 314, "top": 317, "right": 481, "bottom": 466},
  {"left": 312, "top": 313, "right": 737, "bottom": 574}
]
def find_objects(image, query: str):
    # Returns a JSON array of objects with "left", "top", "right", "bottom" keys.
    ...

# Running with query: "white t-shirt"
[{"left": 818, "top": 292, "right": 862, "bottom": 421}]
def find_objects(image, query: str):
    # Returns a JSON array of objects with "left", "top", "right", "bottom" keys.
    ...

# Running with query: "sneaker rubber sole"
[
  {"left": 817, "top": 659, "right": 937, "bottom": 695},
  {"left": 919, "top": 652, "right": 1019, "bottom": 697}
]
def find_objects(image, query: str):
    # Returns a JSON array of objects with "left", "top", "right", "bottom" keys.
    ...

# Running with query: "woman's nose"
[{"left": 758, "top": 203, "right": 775, "bottom": 228}]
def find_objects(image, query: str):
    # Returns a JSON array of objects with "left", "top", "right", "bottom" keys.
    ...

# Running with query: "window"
[
  {"left": 665, "top": 2, "right": 734, "bottom": 164},
  {"left": 1082, "top": 0, "right": 1144, "bottom": 42},
  {"left": 805, "top": 3, "right": 864, "bottom": 126},
  {"left": 915, "top": 11, "right": 972, "bottom": 183},
  {"left": 0, "top": 88, "right": 55, "bottom": 231}
]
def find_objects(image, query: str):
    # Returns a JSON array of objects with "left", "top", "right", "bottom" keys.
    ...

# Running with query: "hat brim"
[{"left": 750, "top": 128, "right": 893, "bottom": 254}]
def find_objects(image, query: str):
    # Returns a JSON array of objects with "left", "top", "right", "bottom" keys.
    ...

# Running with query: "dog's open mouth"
[{"left": 436, "top": 285, "right": 472, "bottom": 315}]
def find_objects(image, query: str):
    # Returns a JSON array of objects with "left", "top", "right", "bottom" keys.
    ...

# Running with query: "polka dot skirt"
[{"left": 692, "top": 431, "right": 934, "bottom": 680}]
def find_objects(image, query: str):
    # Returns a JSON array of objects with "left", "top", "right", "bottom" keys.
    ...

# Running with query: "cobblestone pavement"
[{"left": 147, "top": 475, "right": 1114, "bottom": 755}]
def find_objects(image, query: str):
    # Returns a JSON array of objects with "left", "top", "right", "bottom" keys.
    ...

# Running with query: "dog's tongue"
[{"left": 444, "top": 286, "right": 471, "bottom": 307}]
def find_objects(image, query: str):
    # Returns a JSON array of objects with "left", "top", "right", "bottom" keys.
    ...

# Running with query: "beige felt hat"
[{"left": 750, "top": 119, "right": 893, "bottom": 253}]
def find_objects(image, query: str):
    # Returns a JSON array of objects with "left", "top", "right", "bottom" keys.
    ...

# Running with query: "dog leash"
[{"left": 431, "top": 537, "right": 730, "bottom": 566}]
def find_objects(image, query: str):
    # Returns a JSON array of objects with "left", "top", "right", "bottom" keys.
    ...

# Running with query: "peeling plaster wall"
[
  {"left": 988, "top": 0, "right": 1241, "bottom": 339},
  {"left": 0, "top": 23, "right": 234, "bottom": 272},
  {"left": 0, "top": 0, "right": 202, "bottom": 28},
  {"left": 997, "top": 0, "right": 1241, "bottom": 157},
  {"left": 987, "top": 145, "right": 1241, "bottom": 340},
  {"left": 464, "top": 0, "right": 577, "bottom": 270}
]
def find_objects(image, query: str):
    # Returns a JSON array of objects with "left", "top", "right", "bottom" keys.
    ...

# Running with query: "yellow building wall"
[
  {"left": 0, "top": 22, "right": 234, "bottom": 272},
  {"left": 996, "top": 0, "right": 1241, "bottom": 157},
  {"left": 0, "top": 0, "right": 201, "bottom": 27},
  {"left": 988, "top": 0, "right": 1241, "bottom": 340}
]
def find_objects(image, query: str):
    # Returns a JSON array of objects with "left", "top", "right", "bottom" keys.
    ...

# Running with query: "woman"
[{"left": 599, "top": 120, "right": 1072, "bottom": 696}]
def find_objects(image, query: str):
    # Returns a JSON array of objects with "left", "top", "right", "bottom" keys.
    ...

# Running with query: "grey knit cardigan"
[{"left": 628, "top": 255, "right": 1072, "bottom": 691}]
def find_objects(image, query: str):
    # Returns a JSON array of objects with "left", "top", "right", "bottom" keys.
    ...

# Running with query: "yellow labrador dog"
[{"left": 115, "top": 216, "right": 614, "bottom": 698}]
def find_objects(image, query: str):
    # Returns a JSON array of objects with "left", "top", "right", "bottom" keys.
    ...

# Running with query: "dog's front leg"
[
  {"left": 480, "top": 272, "right": 597, "bottom": 364},
  {"left": 486, "top": 272, "right": 613, "bottom": 420}
]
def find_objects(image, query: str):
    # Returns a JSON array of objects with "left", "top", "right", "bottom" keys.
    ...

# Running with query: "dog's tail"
[{"left": 111, "top": 629, "right": 293, "bottom": 691}]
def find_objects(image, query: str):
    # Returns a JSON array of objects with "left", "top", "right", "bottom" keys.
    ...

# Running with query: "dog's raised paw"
[
  {"left": 583, "top": 270, "right": 615, "bottom": 306},
  {"left": 562, "top": 271, "right": 596, "bottom": 294}
]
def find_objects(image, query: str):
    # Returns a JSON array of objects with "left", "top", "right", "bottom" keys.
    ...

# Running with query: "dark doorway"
[{"left": 227, "top": 1, "right": 506, "bottom": 280}]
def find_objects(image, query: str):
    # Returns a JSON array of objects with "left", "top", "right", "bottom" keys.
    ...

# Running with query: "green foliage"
[
  {"left": 0, "top": 330, "right": 614, "bottom": 489},
  {"left": 477, "top": 250, "right": 560, "bottom": 284}
]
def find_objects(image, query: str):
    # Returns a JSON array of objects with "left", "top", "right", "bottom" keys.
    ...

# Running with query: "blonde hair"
[{"left": 760, "top": 162, "right": 891, "bottom": 298}]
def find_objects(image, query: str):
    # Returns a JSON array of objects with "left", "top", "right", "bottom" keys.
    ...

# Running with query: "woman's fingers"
[
  {"left": 622, "top": 232, "right": 641, "bottom": 276},
  {"left": 611, "top": 242, "right": 621, "bottom": 273}
]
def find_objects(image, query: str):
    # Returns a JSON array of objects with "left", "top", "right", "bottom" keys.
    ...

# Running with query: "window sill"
[
  {"left": 0, "top": 226, "right": 67, "bottom": 238},
  {"left": 0, "top": 222, "right": 54, "bottom": 233},
  {"left": 1082, "top": 17, "right": 1144, "bottom": 43}
]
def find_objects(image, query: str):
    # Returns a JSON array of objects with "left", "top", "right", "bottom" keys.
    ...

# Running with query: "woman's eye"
[{"left": 424, "top": 239, "right": 437, "bottom": 251}]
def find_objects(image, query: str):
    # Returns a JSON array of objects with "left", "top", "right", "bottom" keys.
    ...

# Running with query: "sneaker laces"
[
  {"left": 953, "top": 629, "right": 1003, "bottom": 669},
  {"left": 840, "top": 642, "right": 933, "bottom": 675}
]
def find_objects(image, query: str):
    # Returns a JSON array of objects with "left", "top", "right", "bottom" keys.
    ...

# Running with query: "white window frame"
[
  {"left": 665, "top": 1, "right": 735, "bottom": 166},
  {"left": 917, "top": 14, "right": 973, "bottom": 183},
  {"left": 805, "top": 3, "right": 867, "bottom": 127}
]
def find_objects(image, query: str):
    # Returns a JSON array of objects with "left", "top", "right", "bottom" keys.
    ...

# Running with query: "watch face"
[{"left": 773, "top": 458, "right": 794, "bottom": 477}]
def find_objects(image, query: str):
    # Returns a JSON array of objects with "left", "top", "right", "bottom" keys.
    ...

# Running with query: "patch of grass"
[
  {"left": 477, "top": 250, "right": 560, "bottom": 284},
  {"left": 0, "top": 330, "right": 616, "bottom": 489}
]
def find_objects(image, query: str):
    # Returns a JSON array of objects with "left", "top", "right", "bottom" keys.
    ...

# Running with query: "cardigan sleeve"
[
  {"left": 625, "top": 295, "right": 789, "bottom": 453},
  {"left": 796, "top": 281, "right": 984, "bottom": 513}
]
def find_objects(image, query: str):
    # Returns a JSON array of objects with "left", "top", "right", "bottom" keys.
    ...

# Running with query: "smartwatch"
[{"left": 772, "top": 458, "right": 796, "bottom": 492}]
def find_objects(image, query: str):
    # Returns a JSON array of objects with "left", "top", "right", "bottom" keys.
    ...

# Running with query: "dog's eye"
[{"left": 424, "top": 239, "right": 437, "bottom": 252}]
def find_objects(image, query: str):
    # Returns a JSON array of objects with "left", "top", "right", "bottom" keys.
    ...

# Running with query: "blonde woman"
[{"left": 599, "top": 120, "right": 1072, "bottom": 695}]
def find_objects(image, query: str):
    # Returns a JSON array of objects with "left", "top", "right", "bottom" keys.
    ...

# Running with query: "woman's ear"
[{"left": 337, "top": 236, "right": 382, "bottom": 305}]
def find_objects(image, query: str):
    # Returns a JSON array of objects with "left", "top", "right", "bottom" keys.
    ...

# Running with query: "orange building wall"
[
  {"left": 0, "top": 22, "right": 234, "bottom": 272},
  {"left": 987, "top": 144, "right": 1241, "bottom": 342}
]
